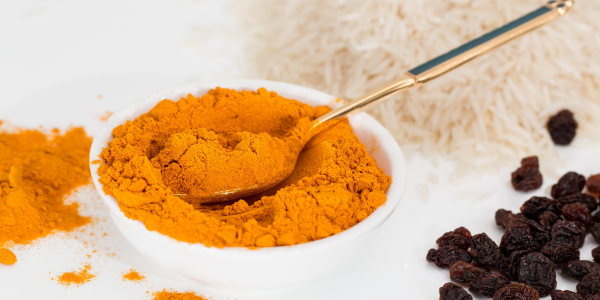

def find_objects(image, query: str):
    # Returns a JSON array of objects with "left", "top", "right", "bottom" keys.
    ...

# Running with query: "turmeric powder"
[
  {"left": 0, "top": 127, "right": 92, "bottom": 250},
  {"left": 56, "top": 264, "right": 95, "bottom": 285},
  {"left": 0, "top": 248, "right": 17, "bottom": 265},
  {"left": 97, "top": 88, "right": 391, "bottom": 247},
  {"left": 152, "top": 289, "right": 207, "bottom": 300}
]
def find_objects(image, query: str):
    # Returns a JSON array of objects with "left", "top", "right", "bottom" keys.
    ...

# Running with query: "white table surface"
[{"left": 1, "top": 1, "right": 598, "bottom": 299}]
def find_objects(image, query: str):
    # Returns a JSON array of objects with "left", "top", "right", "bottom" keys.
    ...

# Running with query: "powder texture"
[
  {"left": 57, "top": 264, "right": 95, "bottom": 285},
  {"left": 152, "top": 290, "right": 207, "bottom": 300},
  {"left": 0, "top": 248, "right": 17, "bottom": 265},
  {"left": 0, "top": 127, "right": 92, "bottom": 246},
  {"left": 123, "top": 269, "right": 145, "bottom": 281},
  {"left": 97, "top": 88, "right": 391, "bottom": 248}
]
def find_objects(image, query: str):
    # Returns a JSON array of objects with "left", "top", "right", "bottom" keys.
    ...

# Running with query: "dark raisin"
[
  {"left": 517, "top": 252, "right": 556, "bottom": 297},
  {"left": 562, "top": 203, "right": 594, "bottom": 228},
  {"left": 469, "top": 273, "right": 509, "bottom": 297},
  {"left": 547, "top": 109, "right": 578, "bottom": 145},
  {"left": 496, "top": 209, "right": 527, "bottom": 229},
  {"left": 511, "top": 219, "right": 551, "bottom": 251},
  {"left": 500, "top": 249, "right": 532, "bottom": 281},
  {"left": 500, "top": 222, "right": 533, "bottom": 255},
  {"left": 558, "top": 193, "right": 598, "bottom": 213},
  {"left": 493, "top": 283, "right": 539, "bottom": 300},
  {"left": 551, "top": 220, "right": 586, "bottom": 248},
  {"left": 550, "top": 290, "right": 585, "bottom": 300},
  {"left": 541, "top": 241, "right": 580, "bottom": 264},
  {"left": 449, "top": 261, "right": 489, "bottom": 285},
  {"left": 470, "top": 233, "right": 502, "bottom": 267},
  {"left": 577, "top": 272, "right": 600, "bottom": 296},
  {"left": 540, "top": 211, "right": 560, "bottom": 230},
  {"left": 437, "top": 227, "right": 473, "bottom": 250},
  {"left": 591, "top": 223, "right": 600, "bottom": 243},
  {"left": 511, "top": 156, "right": 543, "bottom": 192},
  {"left": 553, "top": 172, "right": 587, "bottom": 199},
  {"left": 585, "top": 295, "right": 600, "bottom": 300},
  {"left": 521, "top": 196, "right": 560, "bottom": 221},
  {"left": 427, "top": 246, "right": 472, "bottom": 269},
  {"left": 588, "top": 174, "right": 600, "bottom": 194},
  {"left": 440, "top": 282, "right": 473, "bottom": 300},
  {"left": 593, "top": 246, "right": 600, "bottom": 264},
  {"left": 561, "top": 260, "right": 600, "bottom": 281},
  {"left": 593, "top": 211, "right": 600, "bottom": 223}
]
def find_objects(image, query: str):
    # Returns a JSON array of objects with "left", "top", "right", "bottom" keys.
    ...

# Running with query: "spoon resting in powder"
[{"left": 177, "top": 0, "right": 573, "bottom": 205}]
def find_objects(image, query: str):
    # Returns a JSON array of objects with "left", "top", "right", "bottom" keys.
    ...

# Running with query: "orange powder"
[
  {"left": 0, "top": 127, "right": 92, "bottom": 247},
  {"left": 56, "top": 264, "right": 95, "bottom": 285},
  {"left": 123, "top": 269, "right": 145, "bottom": 281},
  {"left": 0, "top": 248, "right": 17, "bottom": 265},
  {"left": 97, "top": 88, "right": 391, "bottom": 248},
  {"left": 152, "top": 290, "right": 207, "bottom": 300}
]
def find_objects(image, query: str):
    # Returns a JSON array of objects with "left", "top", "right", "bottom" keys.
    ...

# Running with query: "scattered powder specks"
[{"left": 56, "top": 264, "right": 95, "bottom": 286}]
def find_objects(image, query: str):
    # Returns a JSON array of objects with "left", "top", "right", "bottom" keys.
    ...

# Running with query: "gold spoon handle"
[{"left": 314, "top": 0, "right": 573, "bottom": 125}]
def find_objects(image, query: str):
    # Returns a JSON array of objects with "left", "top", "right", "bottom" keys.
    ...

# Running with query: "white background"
[{"left": 1, "top": 1, "right": 598, "bottom": 299}]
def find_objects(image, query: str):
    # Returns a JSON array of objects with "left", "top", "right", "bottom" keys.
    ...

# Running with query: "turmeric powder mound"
[
  {"left": 0, "top": 127, "right": 92, "bottom": 247},
  {"left": 152, "top": 289, "right": 207, "bottom": 300},
  {"left": 97, "top": 88, "right": 391, "bottom": 248},
  {"left": 0, "top": 248, "right": 17, "bottom": 265},
  {"left": 122, "top": 269, "right": 145, "bottom": 281},
  {"left": 56, "top": 264, "right": 95, "bottom": 285}
]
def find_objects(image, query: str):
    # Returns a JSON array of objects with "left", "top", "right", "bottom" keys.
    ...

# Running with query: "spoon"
[{"left": 178, "top": 0, "right": 573, "bottom": 206}]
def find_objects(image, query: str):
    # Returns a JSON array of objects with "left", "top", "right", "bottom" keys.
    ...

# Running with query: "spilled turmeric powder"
[
  {"left": 123, "top": 269, "right": 145, "bottom": 281},
  {"left": 56, "top": 264, "right": 95, "bottom": 285},
  {"left": 0, "top": 248, "right": 17, "bottom": 265},
  {"left": 152, "top": 289, "right": 207, "bottom": 300},
  {"left": 97, "top": 88, "right": 391, "bottom": 248},
  {"left": 0, "top": 127, "right": 92, "bottom": 249}
]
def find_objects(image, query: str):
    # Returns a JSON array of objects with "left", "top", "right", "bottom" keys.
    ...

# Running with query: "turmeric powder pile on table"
[
  {"left": 0, "top": 126, "right": 92, "bottom": 261},
  {"left": 97, "top": 87, "right": 391, "bottom": 248}
]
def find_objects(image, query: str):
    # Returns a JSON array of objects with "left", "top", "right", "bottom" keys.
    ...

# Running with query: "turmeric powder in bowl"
[{"left": 97, "top": 87, "right": 391, "bottom": 248}]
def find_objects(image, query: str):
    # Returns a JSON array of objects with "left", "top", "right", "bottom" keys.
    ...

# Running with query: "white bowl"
[{"left": 89, "top": 79, "right": 406, "bottom": 291}]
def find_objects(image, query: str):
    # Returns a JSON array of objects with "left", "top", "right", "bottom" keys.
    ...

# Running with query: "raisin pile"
[
  {"left": 432, "top": 166, "right": 600, "bottom": 300},
  {"left": 511, "top": 156, "right": 543, "bottom": 192},
  {"left": 547, "top": 109, "right": 578, "bottom": 145}
]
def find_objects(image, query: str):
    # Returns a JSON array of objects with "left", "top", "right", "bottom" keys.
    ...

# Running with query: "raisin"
[
  {"left": 500, "top": 249, "right": 532, "bottom": 281},
  {"left": 577, "top": 272, "right": 600, "bottom": 296},
  {"left": 550, "top": 290, "right": 585, "bottom": 300},
  {"left": 593, "top": 211, "right": 600, "bottom": 223},
  {"left": 440, "top": 282, "right": 473, "bottom": 300},
  {"left": 588, "top": 174, "right": 600, "bottom": 194},
  {"left": 593, "top": 246, "right": 600, "bottom": 264},
  {"left": 540, "top": 211, "right": 560, "bottom": 230},
  {"left": 561, "top": 260, "right": 600, "bottom": 281},
  {"left": 553, "top": 172, "right": 587, "bottom": 199},
  {"left": 469, "top": 273, "right": 509, "bottom": 298},
  {"left": 517, "top": 252, "right": 556, "bottom": 297},
  {"left": 547, "top": 109, "right": 578, "bottom": 145},
  {"left": 427, "top": 246, "right": 472, "bottom": 269},
  {"left": 562, "top": 203, "right": 593, "bottom": 228},
  {"left": 585, "top": 295, "right": 600, "bottom": 300},
  {"left": 521, "top": 196, "right": 560, "bottom": 221},
  {"left": 591, "top": 223, "right": 600, "bottom": 243},
  {"left": 437, "top": 227, "right": 473, "bottom": 250},
  {"left": 558, "top": 193, "right": 598, "bottom": 212},
  {"left": 470, "top": 233, "right": 502, "bottom": 267},
  {"left": 500, "top": 222, "right": 533, "bottom": 255},
  {"left": 496, "top": 209, "right": 527, "bottom": 228},
  {"left": 493, "top": 283, "right": 539, "bottom": 300},
  {"left": 511, "top": 156, "right": 543, "bottom": 192},
  {"left": 511, "top": 219, "right": 551, "bottom": 251},
  {"left": 551, "top": 220, "right": 586, "bottom": 248},
  {"left": 449, "top": 261, "right": 489, "bottom": 285},
  {"left": 541, "top": 241, "right": 580, "bottom": 264}
]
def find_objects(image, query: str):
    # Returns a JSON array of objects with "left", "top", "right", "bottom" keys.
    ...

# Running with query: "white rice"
[{"left": 209, "top": 0, "right": 600, "bottom": 178}]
